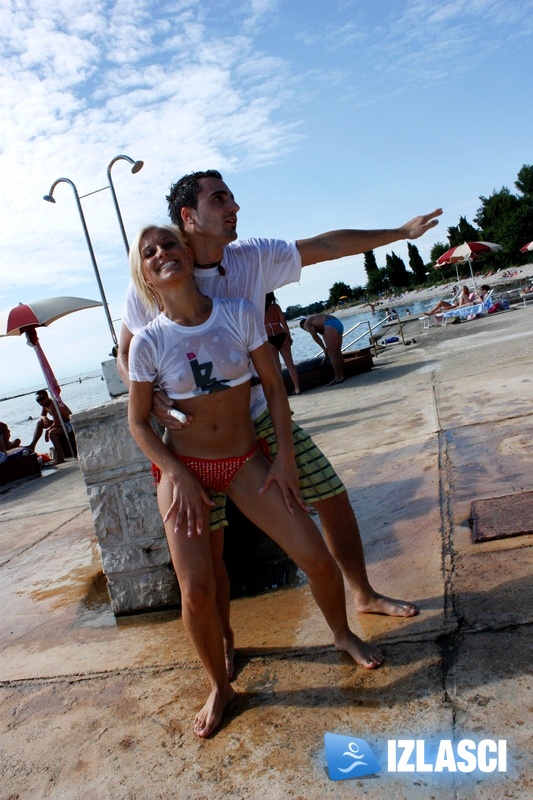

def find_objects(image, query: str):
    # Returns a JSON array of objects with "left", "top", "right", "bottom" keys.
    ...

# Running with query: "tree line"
[{"left": 285, "top": 163, "right": 533, "bottom": 320}]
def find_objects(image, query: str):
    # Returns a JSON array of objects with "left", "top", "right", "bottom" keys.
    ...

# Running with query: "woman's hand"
[
  {"left": 152, "top": 389, "right": 193, "bottom": 430},
  {"left": 259, "top": 455, "right": 309, "bottom": 515},
  {"left": 164, "top": 469, "right": 214, "bottom": 537}
]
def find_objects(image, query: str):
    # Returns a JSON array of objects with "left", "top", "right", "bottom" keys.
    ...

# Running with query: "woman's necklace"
[{"left": 193, "top": 259, "right": 226, "bottom": 276}]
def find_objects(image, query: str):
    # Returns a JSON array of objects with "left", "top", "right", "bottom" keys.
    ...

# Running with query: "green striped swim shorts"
[
  {"left": 204, "top": 409, "right": 345, "bottom": 531},
  {"left": 253, "top": 408, "right": 345, "bottom": 503}
]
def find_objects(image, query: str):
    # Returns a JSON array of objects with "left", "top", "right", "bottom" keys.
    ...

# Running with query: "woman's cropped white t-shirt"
[{"left": 129, "top": 297, "right": 267, "bottom": 400}]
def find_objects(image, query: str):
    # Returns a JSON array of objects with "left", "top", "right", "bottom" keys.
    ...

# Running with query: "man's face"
[{"left": 182, "top": 177, "right": 240, "bottom": 244}]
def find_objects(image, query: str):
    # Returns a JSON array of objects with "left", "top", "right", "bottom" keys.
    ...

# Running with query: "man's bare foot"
[
  {"left": 224, "top": 634, "right": 235, "bottom": 680},
  {"left": 193, "top": 685, "right": 236, "bottom": 738},
  {"left": 356, "top": 592, "right": 419, "bottom": 618},
  {"left": 334, "top": 632, "right": 384, "bottom": 670}
]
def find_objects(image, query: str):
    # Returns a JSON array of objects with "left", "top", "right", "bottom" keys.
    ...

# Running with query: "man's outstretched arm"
[{"left": 296, "top": 208, "right": 443, "bottom": 267}]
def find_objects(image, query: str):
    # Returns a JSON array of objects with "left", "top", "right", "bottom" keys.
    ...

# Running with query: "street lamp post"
[
  {"left": 43, "top": 178, "right": 118, "bottom": 350},
  {"left": 107, "top": 155, "right": 144, "bottom": 254},
  {"left": 43, "top": 155, "right": 143, "bottom": 355}
]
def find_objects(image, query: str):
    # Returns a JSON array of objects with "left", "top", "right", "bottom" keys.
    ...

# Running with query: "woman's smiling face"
[{"left": 140, "top": 228, "right": 193, "bottom": 289}]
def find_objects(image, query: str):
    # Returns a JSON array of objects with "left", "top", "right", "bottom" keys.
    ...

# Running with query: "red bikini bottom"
[{"left": 152, "top": 439, "right": 270, "bottom": 492}]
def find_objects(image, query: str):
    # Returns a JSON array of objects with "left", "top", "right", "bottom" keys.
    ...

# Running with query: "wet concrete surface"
[{"left": 1, "top": 307, "right": 532, "bottom": 798}]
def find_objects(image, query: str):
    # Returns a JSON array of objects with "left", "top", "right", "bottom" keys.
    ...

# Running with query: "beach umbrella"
[
  {"left": 520, "top": 241, "right": 533, "bottom": 253},
  {"left": 435, "top": 242, "right": 502, "bottom": 289},
  {"left": 0, "top": 296, "right": 102, "bottom": 455}
]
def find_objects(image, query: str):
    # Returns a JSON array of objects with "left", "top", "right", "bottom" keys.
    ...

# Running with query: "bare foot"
[
  {"left": 334, "top": 632, "right": 384, "bottom": 670},
  {"left": 356, "top": 592, "right": 419, "bottom": 618},
  {"left": 193, "top": 685, "right": 236, "bottom": 738},
  {"left": 224, "top": 633, "right": 235, "bottom": 681}
]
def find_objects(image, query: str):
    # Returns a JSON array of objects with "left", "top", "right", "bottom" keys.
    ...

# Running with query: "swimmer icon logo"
[{"left": 324, "top": 733, "right": 381, "bottom": 780}]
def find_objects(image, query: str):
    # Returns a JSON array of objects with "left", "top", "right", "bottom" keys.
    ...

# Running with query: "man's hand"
[
  {"left": 399, "top": 208, "right": 443, "bottom": 240},
  {"left": 152, "top": 389, "right": 193, "bottom": 430}
]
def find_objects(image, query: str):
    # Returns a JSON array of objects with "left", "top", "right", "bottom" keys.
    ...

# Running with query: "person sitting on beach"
[
  {"left": 264, "top": 292, "right": 301, "bottom": 395},
  {"left": 127, "top": 224, "right": 384, "bottom": 738},
  {"left": 28, "top": 390, "right": 73, "bottom": 464},
  {"left": 299, "top": 313, "right": 345, "bottom": 386},
  {"left": 424, "top": 285, "right": 471, "bottom": 316},
  {"left": 468, "top": 284, "right": 491, "bottom": 304},
  {"left": 0, "top": 421, "right": 21, "bottom": 451}
]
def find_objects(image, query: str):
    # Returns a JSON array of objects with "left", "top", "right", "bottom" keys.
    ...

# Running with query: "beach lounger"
[{"left": 441, "top": 292, "right": 494, "bottom": 325}]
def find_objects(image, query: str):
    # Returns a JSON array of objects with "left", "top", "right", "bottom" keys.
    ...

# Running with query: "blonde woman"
[{"left": 127, "top": 225, "right": 383, "bottom": 739}]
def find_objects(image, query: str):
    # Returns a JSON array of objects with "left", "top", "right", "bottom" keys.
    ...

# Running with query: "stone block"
[{"left": 106, "top": 566, "right": 181, "bottom": 615}]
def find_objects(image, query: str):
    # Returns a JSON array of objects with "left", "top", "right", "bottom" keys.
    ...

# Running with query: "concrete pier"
[{"left": 1, "top": 305, "right": 531, "bottom": 799}]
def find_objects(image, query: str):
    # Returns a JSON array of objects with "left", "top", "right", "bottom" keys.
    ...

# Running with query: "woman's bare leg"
[
  {"left": 227, "top": 455, "right": 383, "bottom": 669},
  {"left": 279, "top": 342, "right": 301, "bottom": 394},
  {"left": 158, "top": 476, "right": 235, "bottom": 737},
  {"left": 323, "top": 328, "right": 344, "bottom": 382},
  {"left": 211, "top": 529, "right": 235, "bottom": 679}
]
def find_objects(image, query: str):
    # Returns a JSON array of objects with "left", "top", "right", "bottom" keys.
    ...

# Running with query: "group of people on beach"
[
  {"left": 1, "top": 390, "right": 74, "bottom": 467},
  {"left": 117, "top": 169, "right": 442, "bottom": 737},
  {"left": 424, "top": 284, "right": 491, "bottom": 317}
]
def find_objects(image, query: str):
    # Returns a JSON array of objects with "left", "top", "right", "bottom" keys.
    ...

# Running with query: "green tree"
[
  {"left": 327, "top": 281, "right": 353, "bottom": 307},
  {"left": 385, "top": 251, "right": 409, "bottom": 289},
  {"left": 447, "top": 215, "right": 480, "bottom": 247},
  {"left": 364, "top": 250, "right": 387, "bottom": 295},
  {"left": 515, "top": 163, "right": 533, "bottom": 200},
  {"left": 407, "top": 242, "right": 426, "bottom": 283},
  {"left": 474, "top": 186, "right": 533, "bottom": 268}
]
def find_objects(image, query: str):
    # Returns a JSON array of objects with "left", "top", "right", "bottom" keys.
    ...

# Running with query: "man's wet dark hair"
[
  {"left": 299, "top": 318, "right": 308, "bottom": 329},
  {"left": 166, "top": 170, "right": 223, "bottom": 230}
]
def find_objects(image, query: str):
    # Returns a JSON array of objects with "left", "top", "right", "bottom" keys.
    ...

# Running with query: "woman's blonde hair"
[{"left": 129, "top": 224, "right": 187, "bottom": 312}]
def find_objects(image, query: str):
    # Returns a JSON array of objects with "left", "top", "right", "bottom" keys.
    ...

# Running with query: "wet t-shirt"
[{"left": 129, "top": 298, "right": 266, "bottom": 399}]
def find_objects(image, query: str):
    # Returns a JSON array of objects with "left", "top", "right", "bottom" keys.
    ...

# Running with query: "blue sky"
[{"left": 1, "top": 0, "right": 532, "bottom": 392}]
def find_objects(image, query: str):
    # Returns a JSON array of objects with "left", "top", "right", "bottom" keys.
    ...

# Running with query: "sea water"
[
  {"left": 0, "top": 371, "right": 111, "bottom": 450},
  {"left": 0, "top": 298, "right": 428, "bottom": 448}
]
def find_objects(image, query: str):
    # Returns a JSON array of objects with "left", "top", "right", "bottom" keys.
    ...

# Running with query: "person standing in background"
[{"left": 264, "top": 292, "right": 301, "bottom": 395}]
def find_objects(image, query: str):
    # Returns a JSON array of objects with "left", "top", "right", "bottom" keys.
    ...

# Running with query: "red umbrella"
[
  {"left": 435, "top": 242, "right": 502, "bottom": 289},
  {"left": 520, "top": 241, "right": 533, "bottom": 253},
  {"left": 0, "top": 296, "right": 102, "bottom": 457}
]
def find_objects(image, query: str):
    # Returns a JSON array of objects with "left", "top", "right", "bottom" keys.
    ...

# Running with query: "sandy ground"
[{"left": 1, "top": 303, "right": 533, "bottom": 798}]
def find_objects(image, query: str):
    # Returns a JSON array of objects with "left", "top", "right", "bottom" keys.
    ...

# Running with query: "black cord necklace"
[{"left": 194, "top": 260, "right": 226, "bottom": 276}]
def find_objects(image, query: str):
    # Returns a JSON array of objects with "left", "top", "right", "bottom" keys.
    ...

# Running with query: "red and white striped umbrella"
[
  {"left": 520, "top": 241, "right": 533, "bottom": 253},
  {"left": 435, "top": 242, "right": 502, "bottom": 288}
]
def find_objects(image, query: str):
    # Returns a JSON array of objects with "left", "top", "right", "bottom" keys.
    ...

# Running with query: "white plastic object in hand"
[{"left": 167, "top": 408, "right": 187, "bottom": 424}]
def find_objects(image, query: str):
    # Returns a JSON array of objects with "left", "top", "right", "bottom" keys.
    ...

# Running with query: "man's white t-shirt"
[{"left": 123, "top": 238, "right": 302, "bottom": 418}]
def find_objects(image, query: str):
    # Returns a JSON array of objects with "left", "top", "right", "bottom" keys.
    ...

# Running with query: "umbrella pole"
[
  {"left": 468, "top": 258, "right": 478, "bottom": 291},
  {"left": 25, "top": 331, "right": 76, "bottom": 459},
  {"left": 47, "top": 392, "right": 76, "bottom": 459}
]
